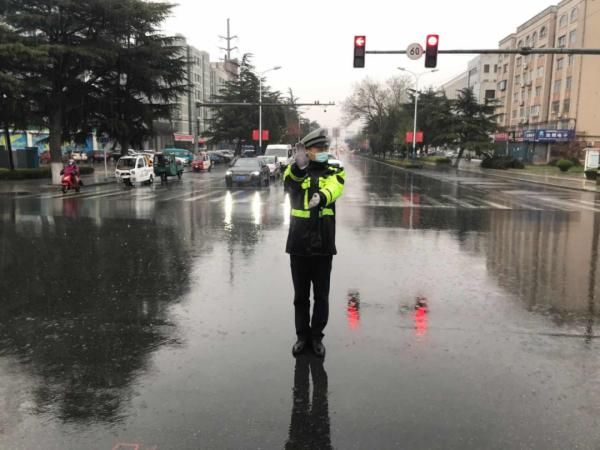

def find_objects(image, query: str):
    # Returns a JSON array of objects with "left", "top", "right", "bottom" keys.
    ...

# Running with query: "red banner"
[
  {"left": 405, "top": 131, "right": 424, "bottom": 143},
  {"left": 494, "top": 133, "right": 509, "bottom": 142},
  {"left": 252, "top": 130, "right": 269, "bottom": 141}
]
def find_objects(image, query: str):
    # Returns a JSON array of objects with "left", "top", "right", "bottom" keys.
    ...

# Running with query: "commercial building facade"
[{"left": 496, "top": 0, "right": 600, "bottom": 160}]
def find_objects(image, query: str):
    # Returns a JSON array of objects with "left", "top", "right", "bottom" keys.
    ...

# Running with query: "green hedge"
[
  {"left": 556, "top": 159, "right": 574, "bottom": 172},
  {"left": 421, "top": 156, "right": 451, "bottom": 165},
  {"left": 0, "top": 166, "right": 94, "bottom": 180}
]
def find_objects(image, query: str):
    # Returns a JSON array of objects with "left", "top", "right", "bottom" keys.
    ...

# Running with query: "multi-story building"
[
  {"left": 441, "top": 72, "right": 468, "bottom": 100},
  {"left": 496, "top": 34, "right": 517, "bottom": 128},
  {"left": 441, "top": 55, "right": 498, "bottom": 103},
  {"left": 207, "top": 59, "right": 239, "bottom": 131},
  {"left": 172, "top": 36, "right": 210, "bottom": 147},
  {"left": 497, "top": 0, "right": 600, "bottom": 160}
]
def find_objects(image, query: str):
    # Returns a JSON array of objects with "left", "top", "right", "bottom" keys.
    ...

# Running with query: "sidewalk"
[
  {"left": 455, "top": 160, "right": 600, "bottom": 193},
  {"left": 0, "top": 170, "right": 114, "bottom": 194}
]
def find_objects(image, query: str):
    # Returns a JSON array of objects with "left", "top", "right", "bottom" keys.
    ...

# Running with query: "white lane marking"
[
  {"left": 539, "top": 196, "right": 600, "bottom": 212},
  {"left": 79, "top": 190, "right": 131, "bottom": 200},
  {"left": 210, "top": 191, "right": 245, "bottom": 203},
  {"left": 419, "top": 194, "right": 444, "bottom": 207},
  {"left": 184, "top": 191, "right": 215, "bottom": 202},
  {"left": 464, "top": 195, "right": 511, "bottom": 210},
  {"left": 441, "top": 195, "right": 478, "bottom": 209}
]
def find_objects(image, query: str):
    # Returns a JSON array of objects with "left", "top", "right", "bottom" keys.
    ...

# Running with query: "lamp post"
[
  {"left": 398, "top": 67, "right": 438, "bottom": 159},
  {"left": 258, "top": 66, "right": 281, "bottom": 152}
]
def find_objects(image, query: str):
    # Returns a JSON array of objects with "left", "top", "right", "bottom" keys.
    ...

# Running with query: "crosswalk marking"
[
  {"left": 463, "top": 195, "right": 511, "bottom": 210},
  {"left": 441, "top": 195, "right": 477, "bottom": 209},
  {"left": 184, "top": 191, "right": 215, "bottom": 202}
]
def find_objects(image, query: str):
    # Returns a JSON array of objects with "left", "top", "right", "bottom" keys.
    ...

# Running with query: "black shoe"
[
  {"left": 292, "top": 339, "right": 308, "bottom": 355},
  {"left": 312, "top": 339, "right": 326, "bottom": 358}
]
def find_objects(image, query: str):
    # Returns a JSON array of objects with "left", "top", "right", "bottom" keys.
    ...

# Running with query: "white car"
[
  {"left": 258, "top": 155, "right": 280, "bottom": 178},
  {"left": 115, "top": 155, "right": 154, "bottom": 186}
]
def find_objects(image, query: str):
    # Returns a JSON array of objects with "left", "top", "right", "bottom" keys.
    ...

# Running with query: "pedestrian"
[{"left": 283, "top": 128, "right": 346, "bottom": 357}]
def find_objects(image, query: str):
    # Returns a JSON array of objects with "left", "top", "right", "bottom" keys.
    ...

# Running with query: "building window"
[
  {"left": 563, "top": 99, "right": 570, "bottom": 113},
  {"left": 554, "top": 80, "right": 562, "bottom": 92},
  {"left": 568, "top": 54, "right": 574, "bottom": 66},
  {"left": 566, "top": 76, "right": 572, "bottom": 90},
  {"left": 557, "top": 35, "right": 566, "bottom": 47},
  {"left": 540, "top": 26, "right": 547, "bottom": 39},
  {"left": 569, "top": 30, "right": 577, "bottom": 46},
  {"left": 532, "top": 31, "right": 538, "bottom": 44},
  {"left": 517, "top": 40, "right": 523, "bottom": 48},
  {"left": 552, "top": 101, "right": 560, "bottom": 113},
  {"left": 559, "top": 14, "right": 568, "bottom": 28},
  {"left": 520, "top": 108, "right": 525, "bottom": 118},
  {"left": 526, "top": 36, "right": 531, "bottom": 47},
  {"left": 556, "top": 58, "right": 564, "bottom": 70},
  {"left": 531, "top": 105, "right": 540, "bottom": 116},
  {"left": 537, "top": 66, "right": 544, "bottom": 78},
  {"left": 498, "top": 80, "right": 507, "bottom": 91},
  {"left": 571, "top": 7, "right": 578, "bottom": 22},
  {"left": 484, "top": 64, "right": 490, "bottom": 73},
  {"left": 515, "top": 75, "right": 521, "bottom": 86},
  {"left": 504, "top": 64, "right": 508, "bottom": 73},
  {"left": 485, "top": 90, "right": 495, "bottom": 100},
  {"left": 512, "top": 110, "right": 517, "bottom": 118},
  {"left": 516, "top": 57, "right": 522, "bottom": 67},
  {"left": 535, "top": 86, "right": 542, "bottom": 97},
  {"left": 513, "top": 91, "right": 519, "bottom": 102},
  {"left": 494, "top": 64, "right": 498, "bottom": 73}
]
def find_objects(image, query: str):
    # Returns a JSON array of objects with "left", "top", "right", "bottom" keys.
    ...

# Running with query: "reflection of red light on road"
[
  {"left": 414, "top": 307, "right": 428, "bottom": 336},
  {"left": 347, "top": 301, "right": 360, "bottom": 330}
]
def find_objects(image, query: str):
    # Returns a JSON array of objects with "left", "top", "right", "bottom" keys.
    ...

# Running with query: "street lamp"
[
  {"left": 258, "top": 65, "right": 282, "bottom": 152},
  {"left": 398, "top": 67, "right": 438, "bottom": 159}
]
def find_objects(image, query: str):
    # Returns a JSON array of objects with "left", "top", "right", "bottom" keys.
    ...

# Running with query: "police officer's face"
[{"left": 307, "top": 146, "right": 329, "bottom": 161}]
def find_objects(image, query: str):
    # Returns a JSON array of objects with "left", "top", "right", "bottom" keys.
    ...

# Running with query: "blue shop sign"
[{"left": 524, "top": 129, "right": 575, "bottom": 142}]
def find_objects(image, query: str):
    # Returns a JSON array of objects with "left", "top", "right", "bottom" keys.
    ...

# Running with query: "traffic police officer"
[{"left": 283, "top": 128, "right": 346, "bottom": 357}]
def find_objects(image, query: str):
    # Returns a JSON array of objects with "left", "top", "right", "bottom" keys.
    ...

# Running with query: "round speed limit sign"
[{"left": 406, "top": 43, "right": 424, "bottom": 60}]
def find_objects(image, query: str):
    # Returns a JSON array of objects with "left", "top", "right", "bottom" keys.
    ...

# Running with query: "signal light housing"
[
  {"left": 425, "top": 34, "right": 439, "bottom": 68},
  {"left": 353, "top": 35, "right": 366, "bottom": 68}
]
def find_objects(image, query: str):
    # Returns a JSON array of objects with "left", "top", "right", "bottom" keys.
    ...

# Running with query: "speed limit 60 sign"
[{"left": 406, "top": 43, "right": 424, "bottom": 60}]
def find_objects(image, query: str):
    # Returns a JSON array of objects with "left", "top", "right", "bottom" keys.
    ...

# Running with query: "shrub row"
[
  {"left": 480, "top": 157, "right": 525, "bottom": 170},
  {"left": 421, "top": 156, "right": 452, "bottom": 165}
]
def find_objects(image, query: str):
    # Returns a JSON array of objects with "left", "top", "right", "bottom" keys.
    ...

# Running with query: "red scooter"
[{"left": 61, "top": 171, "right": 81, "bottom": 194}]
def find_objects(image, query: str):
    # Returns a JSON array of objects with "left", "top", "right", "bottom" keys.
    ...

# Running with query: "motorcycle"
[{"left": 61, "top": 171, "right": 81, "bottom": 194}]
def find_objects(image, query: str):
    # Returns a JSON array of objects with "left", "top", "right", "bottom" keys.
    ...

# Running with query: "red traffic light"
[
  {"left": 425, "top": 34, "right": 439, "bottom": 68},
  {"left": 353, "top": 35, "right": 366, "bottom": 68}
]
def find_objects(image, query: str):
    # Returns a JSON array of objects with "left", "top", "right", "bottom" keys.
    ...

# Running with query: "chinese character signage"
[{"left": 523, "top": 129, "right": 575, "bottom": 143}]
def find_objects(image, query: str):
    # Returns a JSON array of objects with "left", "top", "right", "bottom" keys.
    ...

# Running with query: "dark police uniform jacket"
[{"left": 283, "top": 160, "right": 346, "bottom": 256}]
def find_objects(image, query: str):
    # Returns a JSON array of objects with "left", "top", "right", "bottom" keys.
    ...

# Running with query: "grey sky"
[{"left": 163, "top": 0, "right": 556, "bottom": 134}]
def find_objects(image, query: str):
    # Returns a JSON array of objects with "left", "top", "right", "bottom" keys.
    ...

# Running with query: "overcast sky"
[{"left": 163, "top": 0, "right": 555, "bottom": 135}]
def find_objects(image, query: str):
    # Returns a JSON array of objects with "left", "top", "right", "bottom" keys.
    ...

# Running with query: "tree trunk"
[
  {"left": 4, "top": 125, "right": 15, "bottom": 171},
  {"left": 454, "top": 147, "right": 465, "bottom": 168},
  {"left": 49, "top": 108, "right": 63, "bottom": 185},
  {"left": 120, "top": 136, "right": 129, "bottom": 156}
]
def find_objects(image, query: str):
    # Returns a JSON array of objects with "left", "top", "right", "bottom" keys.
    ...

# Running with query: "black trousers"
[{"left": 290, "top": 255, "right": 333, "bottom": 340}]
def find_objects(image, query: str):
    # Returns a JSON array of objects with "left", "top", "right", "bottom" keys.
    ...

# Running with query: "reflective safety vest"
[{"left": 283, "top": 161, "right": 346, "bottom": 256}]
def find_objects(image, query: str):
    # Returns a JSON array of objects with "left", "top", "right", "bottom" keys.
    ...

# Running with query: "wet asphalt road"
[{"left": 2, "top": 156, "right": 600, "bottom": 449}]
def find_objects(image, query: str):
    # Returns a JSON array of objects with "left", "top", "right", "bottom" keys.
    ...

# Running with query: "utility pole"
[{"left": 219, "top": 18, "right": 238, "bottom": 61}]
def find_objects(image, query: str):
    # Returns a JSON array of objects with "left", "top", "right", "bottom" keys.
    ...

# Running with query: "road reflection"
[
  {"left": 0, "top": 217, "right": 190, "bottom": 424},
  {"left": 285, "top": 355, "right": 331, "bottom": 450}
]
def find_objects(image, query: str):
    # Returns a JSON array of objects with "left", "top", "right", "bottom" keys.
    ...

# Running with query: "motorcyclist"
[{"left": 61, "top": 159, "right": 80, "bottom": 187}]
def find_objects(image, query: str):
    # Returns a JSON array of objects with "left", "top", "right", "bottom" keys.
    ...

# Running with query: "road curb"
[{"left": 359, "top": 156, "right": 599, "bottom": 193}]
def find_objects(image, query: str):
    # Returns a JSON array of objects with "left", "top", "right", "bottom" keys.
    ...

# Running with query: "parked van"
[{"left": 265, "top": 144, "right": 292, "bottom": 170}]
